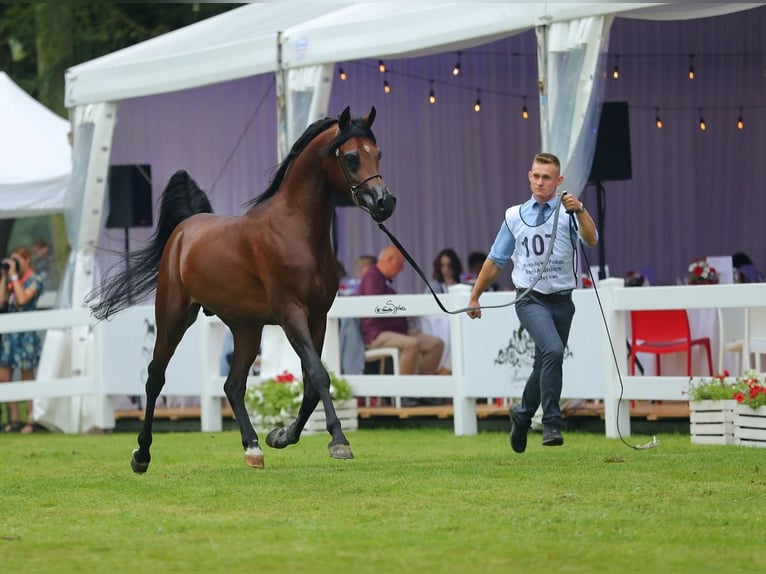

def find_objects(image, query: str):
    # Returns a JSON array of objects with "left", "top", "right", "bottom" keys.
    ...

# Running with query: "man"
[
  {"left": 466, "top": 153, "right": 597, "bottom": 451},
  {"left": 358, "top": 245, "right": 444, "bottom": 396}
]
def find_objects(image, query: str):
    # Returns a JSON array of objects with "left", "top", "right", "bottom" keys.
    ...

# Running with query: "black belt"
[{"left": 529, "top": 290, "right": 572, "bottom": 302}]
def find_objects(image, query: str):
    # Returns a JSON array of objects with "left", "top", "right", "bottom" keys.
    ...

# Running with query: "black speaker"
[
  {"left": 106, "top": 165, "right": 153, "bottom": 228},
  {"left": 588, "top": 101, "right": 632, "bottom": 183}
]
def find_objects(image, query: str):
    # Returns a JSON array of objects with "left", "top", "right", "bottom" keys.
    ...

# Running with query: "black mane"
[{"left": 245, "top": 113, "right": 376, "bottom": 210}]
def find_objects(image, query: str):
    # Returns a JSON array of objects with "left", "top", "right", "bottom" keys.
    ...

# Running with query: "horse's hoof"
[
  {"left": 130, "top": 449, "right": 150, "bottom": 474},
  {"left": 266, "top": 427, "right": 291, "bottom": 449},
  {"left": 244, "top": 446, "right": 265, "bottom": 469},
  {"left": 329, "top": 443, "right": 354, "bottom": 460}
]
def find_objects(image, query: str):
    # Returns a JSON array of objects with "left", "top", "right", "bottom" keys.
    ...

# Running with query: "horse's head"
[{"left": 329, "top": 106, "right": 396, "bottom": 223}]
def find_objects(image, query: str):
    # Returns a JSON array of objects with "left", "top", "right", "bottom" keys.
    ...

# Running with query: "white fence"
[{"left": 2, "top": 281, "right": 765, "bottom": 438}]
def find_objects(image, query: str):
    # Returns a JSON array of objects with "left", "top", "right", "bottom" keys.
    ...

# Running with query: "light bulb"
[
  {"left": 378, "top": 60, "right": 386, "bottom": 73},
  {"left": 339, "top": 67, "right": 347, "bottom": 81}
]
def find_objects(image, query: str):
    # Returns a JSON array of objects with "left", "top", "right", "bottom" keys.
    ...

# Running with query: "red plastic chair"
[{"left": 629, "top": 310, "right": 714, "bottom": 376}]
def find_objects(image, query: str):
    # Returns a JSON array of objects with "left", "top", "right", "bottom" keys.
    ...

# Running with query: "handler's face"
[{"left": 528, "top": 161, "right": 564, "bottom": 203}]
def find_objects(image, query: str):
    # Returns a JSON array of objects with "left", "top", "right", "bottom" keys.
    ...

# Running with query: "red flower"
[
  {"left": 275, "top": 370, "right": 296, "bottom": 384},
  {"left": 693, "top": 267, "right": 703, "bottom": 277}
]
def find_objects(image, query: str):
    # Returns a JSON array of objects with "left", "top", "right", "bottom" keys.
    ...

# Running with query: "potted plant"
[
  {"left": 244, "top": 370, "right": 302, "bottom": 429},
  {"left": 732, "top": 372, "right": 766, "bottom": 448},
  {"left": 244, "top": 367, "right": 357, "bottom": 434},
  {"left": 688, "top": 371, "right": 745, "bottom": 445}
]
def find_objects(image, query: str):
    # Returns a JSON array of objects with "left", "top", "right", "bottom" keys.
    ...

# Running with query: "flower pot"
[
  {"left": 689, "top": 400, "right": 737, "bottom": 445},
  {"left": 734, "top": 403, "right": 766, "bottom": 448},
  {"left": 303, "top": 399, "right": 358, "bottom": 435}
]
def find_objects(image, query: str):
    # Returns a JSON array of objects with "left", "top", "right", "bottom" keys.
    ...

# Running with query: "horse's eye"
[
  {"left": 343, "top": 151, "right": 360, "bottom": 172},
  {"left": 377, "top": 149, "right": 383, "bottom": 161}
]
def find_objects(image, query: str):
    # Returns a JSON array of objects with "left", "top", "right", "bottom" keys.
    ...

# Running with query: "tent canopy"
[
  {"left": 0, "top": 72, "right": 71, "bottom": 218},
  {"left": 66, "top": 3, "right": 758, "bottom": 108}
]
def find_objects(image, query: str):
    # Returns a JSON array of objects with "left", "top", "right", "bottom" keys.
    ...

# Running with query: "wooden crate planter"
[
  {"left": 734, "top": 403, "right": 766, "bottom": 448},
  {"left": 689, "top": 400, "right": 737, "bottom": 445},
  {"left": 303, "top": 399, "right": 358, "bottom": 435}
]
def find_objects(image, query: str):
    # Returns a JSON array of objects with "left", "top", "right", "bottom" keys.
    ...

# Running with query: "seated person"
[
  {"left": 463, "top": 251, "right": 499, "bottom": 291},
  {"left": 733, "top": 252, "right": 764, "bottom": 283},
  {"left": 426, "top": 248, "right": 463, "bottom": 294},
  {"left": 358, "top": 245, "right": 444, "bottom": 384}
]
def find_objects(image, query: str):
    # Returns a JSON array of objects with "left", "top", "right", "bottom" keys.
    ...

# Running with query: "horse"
[{"left": 87, "top": 107, "right": 396, "bottom": 472}]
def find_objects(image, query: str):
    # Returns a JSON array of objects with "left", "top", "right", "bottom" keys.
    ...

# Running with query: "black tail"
[{"left": 87, "top": 170, "right": 213, "bottom": 320}]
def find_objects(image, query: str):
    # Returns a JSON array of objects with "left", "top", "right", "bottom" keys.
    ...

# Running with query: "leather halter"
[{"left": 334, "top": 146, "right": 382, "bottom": 210}]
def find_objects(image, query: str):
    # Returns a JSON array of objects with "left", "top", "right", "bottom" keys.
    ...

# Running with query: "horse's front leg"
[
  {"left": 267, "top": 314, "right": 353, "bottom": 460},
  {"left": 223, "top": 327, "right": 264, "bottom": 469}
]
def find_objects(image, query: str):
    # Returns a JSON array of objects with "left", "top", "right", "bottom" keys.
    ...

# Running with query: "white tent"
[
  {"left": 0, "top": 71, "right": 71, "bottom": 218},
  {"left": 62, "top": 2, "right": 763, "bottom": 309}
]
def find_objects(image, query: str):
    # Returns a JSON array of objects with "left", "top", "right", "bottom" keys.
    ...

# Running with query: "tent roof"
[
  {"left": 0, "top": 72, "right": 71, "bottom": 218},
  {"left": 66, "top": 2, "right": 761, "bottom": 108}
]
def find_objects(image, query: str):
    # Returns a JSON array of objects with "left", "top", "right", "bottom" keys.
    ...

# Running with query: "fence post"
[{"left": 598, "top": 278, "right": 631, "bottom": 438}]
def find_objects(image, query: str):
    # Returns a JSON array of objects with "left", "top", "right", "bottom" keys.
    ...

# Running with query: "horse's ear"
[
  {"left": 338, "top": 106, "right": 351, "bottom": 129},
  {"left": 366, "top": 106, "right": 376, "bottom": 128}
]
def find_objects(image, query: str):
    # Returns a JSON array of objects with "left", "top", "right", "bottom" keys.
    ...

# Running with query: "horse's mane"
[{"left": 245, "top": 113, "right": 376, "bottom": 210}]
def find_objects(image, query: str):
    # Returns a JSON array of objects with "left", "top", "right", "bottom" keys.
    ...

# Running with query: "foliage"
[
  {"left": 244, "top": 367, "right": 352, "bottom": 420},
  {"left": 687, "top": 257, "right": 719, "bottom": 284},
  {"left": 732, "top": 371, "right": 766, "bottom": 409},
  {"left": 244, "top": 370, "right": 302, "bottom": 422},
  {"left": 688, "top": 370, "right": 747, "bottom": 401}
]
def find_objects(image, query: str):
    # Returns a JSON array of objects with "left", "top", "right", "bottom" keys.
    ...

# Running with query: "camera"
[{"left": 1, "top": 257, "right": 20, "bottom": 272}]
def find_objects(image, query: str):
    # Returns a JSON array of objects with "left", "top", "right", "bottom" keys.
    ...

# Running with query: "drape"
[{"left": 536, "top": 15, "right": 614, "bottom": 198}]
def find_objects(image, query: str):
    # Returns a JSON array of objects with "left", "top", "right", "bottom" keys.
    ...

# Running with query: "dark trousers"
[{"left": 513, "top": 293, "right": 575, "bottom": 428}]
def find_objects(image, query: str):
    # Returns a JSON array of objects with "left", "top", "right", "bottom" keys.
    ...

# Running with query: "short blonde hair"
[{"left": 533, "top": 153, "right": 561, "bottom": 170}]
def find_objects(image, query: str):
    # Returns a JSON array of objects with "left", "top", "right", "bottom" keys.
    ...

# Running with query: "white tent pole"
[{"left": 276, "top": 31, "right": 289, "bottom": 162}]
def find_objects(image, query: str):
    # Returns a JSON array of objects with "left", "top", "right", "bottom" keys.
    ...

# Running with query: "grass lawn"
[{"left": 0, "top": 428, "right": 763, "bottom": 573}]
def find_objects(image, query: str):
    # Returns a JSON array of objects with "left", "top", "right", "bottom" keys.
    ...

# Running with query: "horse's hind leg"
[
  {"left": 222, "top": 327, "right": 265, "bottom": 469},
  {"left": 131, "top": 304, "right": 200, "bottom": 474}
]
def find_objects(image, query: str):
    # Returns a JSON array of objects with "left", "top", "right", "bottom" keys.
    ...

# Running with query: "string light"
[
  {"left": 521, "top": 97, "right": 529, "bottom": 120},
  {"left": 473, "top": 89, "right": 481, "bottom": 112},
  {"left": 612, "top": 55, "right": 620, "bottom": 79},
  {"left": 338, "top": 66, "right": 347, "bottom": 81},
  {"left": 737, "top": 107, "right": 744, "bottom": 130},
  {"left": 383, "top": 72, "right": 391, "bottom": 94},
  {"left": 698, "top": 108, "right": 706, "bottom": 131},
  {"left": 452, "top": 52, "right": 461, "bottom": 76},
  {"left": 428, "top": 79, "right": 436, "bottom": 104},
  {"left": 688, "top": 54, "right": 695, "bottom": 80},
  {"left": 655, "top": 107, "right": 663, "bottom": 129},
  {"left": 378, "top": 60, "right": 386, "bottom": 73}
]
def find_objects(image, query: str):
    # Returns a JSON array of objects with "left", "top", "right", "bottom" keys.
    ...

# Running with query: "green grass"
[{"left": 1, "top": 429, "right": 764, "bottom": 573}]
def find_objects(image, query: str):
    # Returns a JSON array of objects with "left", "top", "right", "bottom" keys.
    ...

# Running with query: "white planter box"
[
  {"left": 734, "top": 403, "right": 766, "bottom": 448},
  {"left": 303, "top": 399, "right": 358, "bottom": 435},
  {"left": 689, "top": 400, "right": 736, "bottom": 445}
]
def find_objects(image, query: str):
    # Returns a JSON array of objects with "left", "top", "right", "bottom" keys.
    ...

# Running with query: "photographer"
[{"left": 0, "top": 247, "right": 44, "bottom": 433}]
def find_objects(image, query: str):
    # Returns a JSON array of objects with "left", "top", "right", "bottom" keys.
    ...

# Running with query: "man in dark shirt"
[{"left": 358, "top": 244, "right": 444, "bottom": 376}]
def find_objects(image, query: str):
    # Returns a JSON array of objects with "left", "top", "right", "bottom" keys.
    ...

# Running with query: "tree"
[{"left": 0, "top": 2, "right": 242, "bottom": 283}]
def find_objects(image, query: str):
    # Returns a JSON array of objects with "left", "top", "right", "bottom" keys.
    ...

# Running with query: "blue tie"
[{"left": 536, "top": 203, "right": 548, "bottom": 225}]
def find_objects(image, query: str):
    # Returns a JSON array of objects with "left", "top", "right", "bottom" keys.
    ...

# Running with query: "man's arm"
[{"left": 466, "top": 259, "right": 502, "bottom": 319}]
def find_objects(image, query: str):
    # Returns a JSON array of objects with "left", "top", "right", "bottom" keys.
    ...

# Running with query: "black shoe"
[
  {"left": 542, "top": 425, "right": 564, "bottom": 446},
  {"left": 509, "top": 408, "right": 530, "bottom": 453}
]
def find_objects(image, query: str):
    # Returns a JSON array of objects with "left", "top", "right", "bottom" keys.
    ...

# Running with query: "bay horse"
[{"left": 88, "top": 107, "right": 395, "bottom": 472}]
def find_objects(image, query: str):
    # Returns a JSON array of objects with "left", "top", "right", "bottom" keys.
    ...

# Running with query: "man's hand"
[{"left": 466, "top": 299, "right": 482, "bottom": 319}]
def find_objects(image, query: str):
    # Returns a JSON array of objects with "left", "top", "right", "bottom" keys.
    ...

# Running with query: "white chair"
[
  {"left": 744, "top": 307, "right": 766, "bottom": 372},
  {"left": 717, "top": 308, "right": 745, "bottom": 375},
  {"left": 363, "top": 348, "right": 402, "bottom": 408}
]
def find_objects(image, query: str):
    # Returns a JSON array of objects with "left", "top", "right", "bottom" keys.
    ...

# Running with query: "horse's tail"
[{"left": 87, "top": 170, "right": 213, "bottom": 320}]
